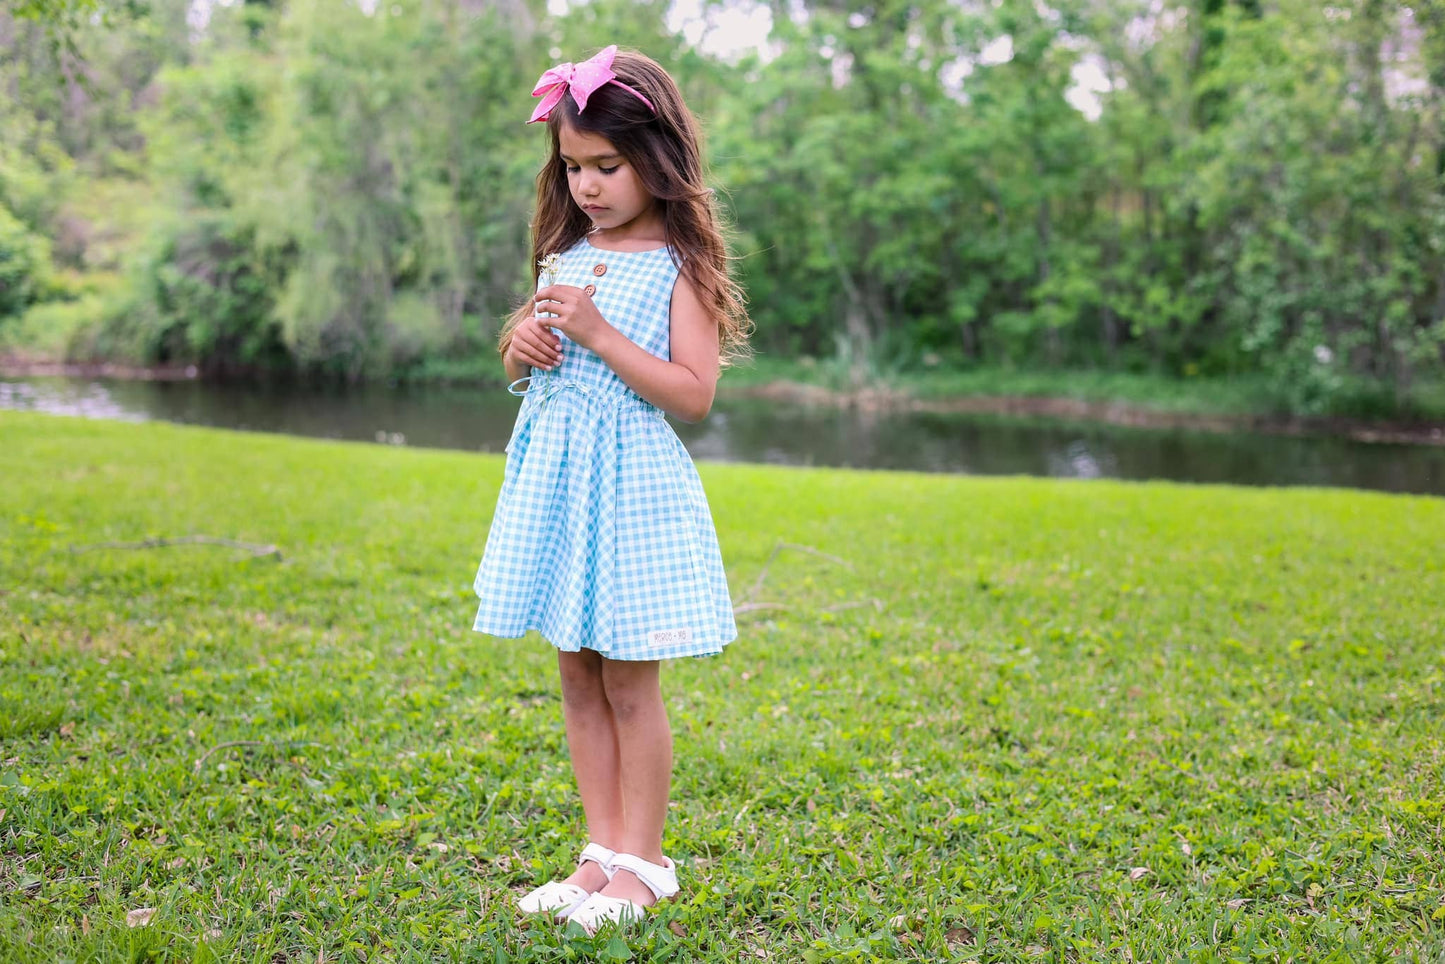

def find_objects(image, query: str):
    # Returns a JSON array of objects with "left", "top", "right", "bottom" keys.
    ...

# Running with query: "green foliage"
[
  {"left": 2, "top": 409, "right": 1444, "bottom": 958},
  {"left": 0, "top": 271, "right": 115, "bottom": 358},
  {"left": 1, "top": 0, "right": 1443, "bottom": 409},
  {"left": 4, "top": 0, "right": 147, "bottom": 62},
  {"left": 0, "top": 204, "right": 52, "bottom": 317},
  {"left": 0, "top": 124, "right": 70, "bottom": 235},
  {"left": 1182, "top": 0, "right": 1445, "bottom": 401},
  {"left": 134, "top": 213, "right": 291, "bottom": 371},
  {"left": 713, "top": 0, "right": 1445, "bottom": 395}
]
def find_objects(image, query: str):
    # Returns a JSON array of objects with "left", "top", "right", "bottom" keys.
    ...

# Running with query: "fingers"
[
  {"left": 516, "top": 319, "right": 563, "bottom": 371},
  {"left": 533, "top": 291, "right": 565, "bottom": 328},
  {"left": 534, "top": 285, "right": 574, "bottom": 315},
  {"left": 514, "top": 342, "right": 558, "bottom": 372},
  {"left": 528, "top": 317, "right": 563, "bottom": 352}
]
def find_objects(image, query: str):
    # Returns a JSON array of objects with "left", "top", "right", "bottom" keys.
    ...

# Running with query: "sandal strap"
[
  {"left": 607, "top": 852, "right": 679, "bottom": 901},
  {"left": 579, "top": 841, "right": 617, "bottom": 880}
]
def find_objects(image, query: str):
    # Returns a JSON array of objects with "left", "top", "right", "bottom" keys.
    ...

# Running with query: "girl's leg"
[
  {"left": 557, "top": 649, "right": 623, "bottom": 892},
  {"left": 596, "top": 657, "right": 673, "bottom": 906}
]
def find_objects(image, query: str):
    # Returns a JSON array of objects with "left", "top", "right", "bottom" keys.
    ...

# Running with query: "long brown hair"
[{"left": 497, "top": 48, "right": 752, "bottom": 368}]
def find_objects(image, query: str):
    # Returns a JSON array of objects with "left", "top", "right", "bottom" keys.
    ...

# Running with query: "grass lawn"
[{"left": 1, "top": 409, "right": 1442, "bottom": 962}]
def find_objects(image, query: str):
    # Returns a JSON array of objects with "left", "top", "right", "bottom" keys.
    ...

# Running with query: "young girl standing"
[{"left": 470, "top": 45, "right": 750, "bottom": 933}]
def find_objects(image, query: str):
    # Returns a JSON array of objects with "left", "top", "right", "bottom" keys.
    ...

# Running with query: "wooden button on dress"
[
  {"left": 592, "top": 263, "right": 607, "bottom": 277},
  {"left": 583, "top": 284, "right": 597, "bottom": 297}
]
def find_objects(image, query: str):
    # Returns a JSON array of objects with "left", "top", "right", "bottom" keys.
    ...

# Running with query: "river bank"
[
  {"left": 4, "top": 354, "right": 1443, "bottom": 447},
  {"left": 731, "top": 378, "right": 1445, "bottom": 447}
]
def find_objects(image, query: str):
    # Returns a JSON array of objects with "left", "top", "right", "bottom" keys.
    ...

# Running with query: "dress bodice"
[{"left": 508, "top": 237, "right": 679, "bottom": 405}]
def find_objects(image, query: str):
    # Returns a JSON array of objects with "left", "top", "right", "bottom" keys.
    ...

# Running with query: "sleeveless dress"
[{"left": 471, "top": 237, "right": 738, "bottom": 661}]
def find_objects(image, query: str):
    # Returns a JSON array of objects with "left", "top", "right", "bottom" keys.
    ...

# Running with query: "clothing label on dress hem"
[{"left": 648, "top": 627, "right": 693, "bottom": 647}]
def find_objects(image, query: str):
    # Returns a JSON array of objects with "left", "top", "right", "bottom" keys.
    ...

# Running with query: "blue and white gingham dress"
[{"left": 471, "top": 237, "right": 738, "bottom": 661}]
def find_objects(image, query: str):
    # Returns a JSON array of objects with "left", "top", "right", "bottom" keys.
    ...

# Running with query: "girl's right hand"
[{"left": 506, "top": 316, "right": 564, "bottom": 372}]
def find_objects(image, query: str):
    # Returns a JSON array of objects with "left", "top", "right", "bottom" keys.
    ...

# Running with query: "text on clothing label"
[{"left": 648, "top": 627, "right": 694, "bottom": 647}]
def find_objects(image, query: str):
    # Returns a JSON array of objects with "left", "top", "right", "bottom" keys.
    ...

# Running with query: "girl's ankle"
[
  {"left": 600, "top": 868, "right": 662, "bottom": 907},
  {"left": 562, "top": 859, "right": 610, "bottom": 893}
]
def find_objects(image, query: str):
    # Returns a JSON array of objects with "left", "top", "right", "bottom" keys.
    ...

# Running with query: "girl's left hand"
[{"left": 534, "top": 285, "right": 612, "bottom": 352}]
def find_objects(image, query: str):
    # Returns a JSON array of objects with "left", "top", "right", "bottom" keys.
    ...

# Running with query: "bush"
[
  {"left": 1, "top": 292, "right": 108, "bottom": 360},
  {"left": 0, "top": 205, "right": 51, "bottom": 319},
  {"left": 103, "top": 212, "right": 295, "bottom": 374}
]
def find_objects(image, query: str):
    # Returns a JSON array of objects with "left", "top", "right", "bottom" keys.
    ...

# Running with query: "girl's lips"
[{"left": 582, "top": 204, "right": 606, "bottom": 212}]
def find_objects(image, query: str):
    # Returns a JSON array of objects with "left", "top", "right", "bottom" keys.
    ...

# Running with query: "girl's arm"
[
  {"left": 503, "top": 352, "right": 530, "bottom": 384},
  {"left": 583, "top": 274, "right": 721, "bottom": 423}
]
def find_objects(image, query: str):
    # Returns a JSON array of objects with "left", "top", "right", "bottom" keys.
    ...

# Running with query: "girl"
[{"left": 470, "top": 45, "right": 751, "bottom": 934}]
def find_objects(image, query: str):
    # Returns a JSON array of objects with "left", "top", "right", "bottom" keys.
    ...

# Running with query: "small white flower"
[
  {"left": 1313, "top": 344, "right": 1334, "bottom": 365},
  {"left": 535, "top": 254, "right": 562, "bottom": 323}
]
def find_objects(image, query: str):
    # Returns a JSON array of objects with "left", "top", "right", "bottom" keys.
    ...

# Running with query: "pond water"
[{"left": 2, "top": 375, "right": 1442, "bottom": 496}]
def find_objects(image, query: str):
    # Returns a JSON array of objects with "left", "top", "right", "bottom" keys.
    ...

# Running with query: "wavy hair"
[{"left": 497, "top": 48, "right": 752, "bottom": 368}]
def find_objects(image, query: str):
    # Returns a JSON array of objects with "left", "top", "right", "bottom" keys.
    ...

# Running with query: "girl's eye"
[
  {"left": 599, "top": 165, "right": 619, "bottom": 175},
  {"left": 565, "top": 165, "right": 580, "bottom": 174}
]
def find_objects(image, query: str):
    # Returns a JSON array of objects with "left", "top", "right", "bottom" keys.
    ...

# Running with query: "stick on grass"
[
  {"left": 192, "top": 740, "right": 324, "bottom": 773},
  {"left": 69, "top": 535, "right": 282, "bottom": 559}
]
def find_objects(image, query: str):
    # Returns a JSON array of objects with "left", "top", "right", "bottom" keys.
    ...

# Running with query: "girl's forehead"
[{"left": 558, "top": 124, "right": 621, "bottom": 159}]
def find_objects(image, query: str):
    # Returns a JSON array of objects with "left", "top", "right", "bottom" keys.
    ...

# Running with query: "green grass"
[{"left": 1, "top": 409, "right": 1442, "bottom": 961}]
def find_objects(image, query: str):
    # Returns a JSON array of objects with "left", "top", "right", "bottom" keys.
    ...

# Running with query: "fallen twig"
[
  {"left": 742, "top": 541, "right": 855, "bottom": 606},
  {"left": 736, "top": 541, "right": 876, "bottom": 621},
  {"left": 734, "top": 601, "right": 793, "bottom": 614},
  {"left": 71, "top": 535, "right": 281, "bottom": 560},
  {"left": 819, "top": 599, "right": 884, "bottom": 613}
]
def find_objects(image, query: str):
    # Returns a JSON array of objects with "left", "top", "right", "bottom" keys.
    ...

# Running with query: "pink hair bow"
[{"left": 527, "top": 44, "right": 657, "bottom": 124}]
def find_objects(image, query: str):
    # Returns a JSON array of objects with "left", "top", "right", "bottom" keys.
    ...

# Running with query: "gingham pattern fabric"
[{"left": 471, "top": 238, "right": 738, "bottom": 660}]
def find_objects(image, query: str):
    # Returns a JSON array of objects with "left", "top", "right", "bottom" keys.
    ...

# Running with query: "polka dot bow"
[{"left": 527, "top": 44, "right": 657, "bottom": 124}]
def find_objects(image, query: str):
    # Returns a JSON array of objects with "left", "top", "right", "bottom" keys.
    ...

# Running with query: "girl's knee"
[
  {"left": 558, "top": 650, "right": 606, "bottom": 707},
  {"left": 600, "top": 659, "right": 661, "bottom": 721}
]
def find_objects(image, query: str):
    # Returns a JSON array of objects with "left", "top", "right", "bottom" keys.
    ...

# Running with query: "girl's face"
[{"left": 559, "top": 124, "right": 661, "bottom": 240}]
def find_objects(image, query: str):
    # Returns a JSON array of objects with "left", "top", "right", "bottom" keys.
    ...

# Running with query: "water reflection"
[
  {"left": 2, "top": 375, "right": 1441, "bottom": 496},
  {"left": 0, "top": 379, "right": 146, "bottom": 423},
  {"left": 685, "top": 400, "right": 1442, "bottom": 494}
]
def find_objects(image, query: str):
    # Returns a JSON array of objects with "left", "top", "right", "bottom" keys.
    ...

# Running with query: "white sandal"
[
  {"left": 567, "top": 853, "right": 679, "bottom": 935},
  {"left": 516, "top": 841, "right": 616, "bottom": 918}
]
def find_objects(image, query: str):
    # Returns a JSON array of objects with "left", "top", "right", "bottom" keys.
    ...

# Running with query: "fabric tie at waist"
[
  {"left": 508, "top": 372, "right": 593, "bottom": 401},
  {"left": 507, "top": 371, "right": 663, "bottom": 423}
]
